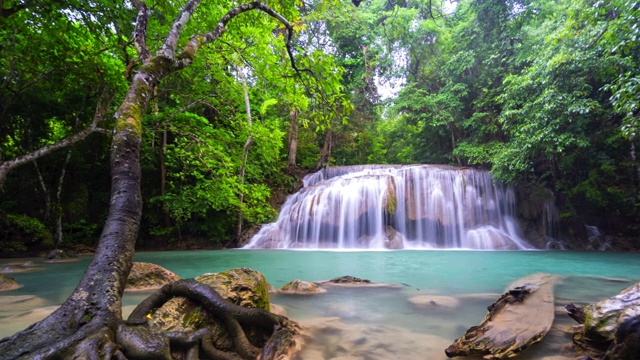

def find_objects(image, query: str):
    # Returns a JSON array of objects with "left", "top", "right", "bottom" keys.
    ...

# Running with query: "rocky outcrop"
[
  {"left": 0, "top": 274, "right": 20, "bottom": 291},
  {"left": 568, "top": 281, "right": 640, "bottom": 358},
  {"left": 280, "top": 279, "right": 326, "bottom": 294},
  {"left": 385, "top": 226, "right": 404, "bottom": 249},
  {"left": 125, "top": 262, "right": 181, "bottom": 291}
]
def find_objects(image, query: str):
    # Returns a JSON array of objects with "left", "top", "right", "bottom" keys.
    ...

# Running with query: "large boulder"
[
  {"left": 570, "top": 281, "right": 640, "bottom": 358},
  {"left": 147, "top": 267, "right": 274, "bottom": 351},
  {"left": 125, "top": 262, "right": 180, "bottom": 291}
]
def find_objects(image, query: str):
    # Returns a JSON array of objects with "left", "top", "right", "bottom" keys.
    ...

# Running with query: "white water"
[{"left": 245, "top": 165, "right": 532, "bottom": 249}]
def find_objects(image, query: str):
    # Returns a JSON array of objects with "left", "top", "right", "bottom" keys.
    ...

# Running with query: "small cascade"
[
  {"left": 244, "top": 165, "right": 534, "bottom": 250},
  {"left": 585, "top": 225, "right": 612, "bottom": 250}
]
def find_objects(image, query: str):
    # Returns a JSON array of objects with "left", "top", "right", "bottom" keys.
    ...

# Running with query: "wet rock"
[
  {"left": 603, "top": 315, "right": 640, "bottom": 359},
  {"left": 125, "top": 262, "right": 180, "bottom": 291},
  {"left": 195, "top": 267, "right": 271, "bottom": 311},
  {"left": 326, "top": 276, "right": 371, "bottom": 284},
  {"left": 149, "top": 267, "right": 273, "bottom": 335},
  {"left": 385, "top": 226, "right": 404, "bottom": 249},
  {"left": 0, "top": 274, "right": 20, "bottom": 291},
  {"left": 570, "top": 282, "right": 640, "bottom": 358},
  {"left": 1, "top": 264, "right": 38, "bottom": 274},
  {"left": 281, "top": 279, "right": 326, "bottom": 294},
  {"left": 408, "top": 294, "right": 460, "bottom": 309},
  {"left": 44, "top": 249, "right": 78, "bottom": 262}
]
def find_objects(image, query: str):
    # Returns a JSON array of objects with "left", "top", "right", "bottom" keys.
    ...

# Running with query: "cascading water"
[{"left": 244, "top": 165, "right": 533, "bottom": 250}]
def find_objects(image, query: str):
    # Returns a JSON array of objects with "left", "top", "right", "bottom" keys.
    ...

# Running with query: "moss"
[{"left": 182, "top": 306, "right": 205, "bottom": 328}]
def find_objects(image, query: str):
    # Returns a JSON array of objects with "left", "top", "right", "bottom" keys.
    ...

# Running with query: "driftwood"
[{"left": 445, "top": 273, "right": 556, "bottom": 359}]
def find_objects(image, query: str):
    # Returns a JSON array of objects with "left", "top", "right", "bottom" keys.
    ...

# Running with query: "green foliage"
[{"left": 0, "top": 213, "right": 53, "bottom": 253}]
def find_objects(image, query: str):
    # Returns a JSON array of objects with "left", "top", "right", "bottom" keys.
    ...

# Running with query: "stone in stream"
[
  {"left": 445, "top": 273, "right": 557, "bottom": 359},
  {"left": 567, "top": 281, "right": 640, "bottom": 359}
]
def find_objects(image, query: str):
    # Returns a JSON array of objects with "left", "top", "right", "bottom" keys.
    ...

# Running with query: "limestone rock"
[
  {"left": 125, "top": 262, "right": 180, "bottom": 291},
  {"left": 281, "top": 279, "right": 326, "bottom": 294},
  {"left": 0, "top": 274, "right": 20, "bottom": 291},
  {"left": 149, "top": 267, "right": 272, "bottom": 337},
  {"left": 581, "top": 282, "right": 640, "bottom": 344},
  {"left": 569, "top": 282, "right": 640, "bottom": 358},
  {"left": 408, "top": 294, "right": 460, "bottom": 309},
  {"left": 1, "top": 261, "right": 41, "bottom": 274},
  {"left": 385, "top": 226, "right": 404, "bottom": 249},
  {"left": 195, "top": 267, "right": 271, "bottom": 311},
  {"left": 326, "top": 276, "right": 371, "bottom": 284}
]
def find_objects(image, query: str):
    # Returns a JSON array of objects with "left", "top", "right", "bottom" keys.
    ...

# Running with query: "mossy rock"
[
  {"left": 327, "top": 275, "right": 371, "bottom": 284},
  {"left": 0, "top": 274, "right": 20, "bottom": 291},
  {"left": 126, "top": 262, "right": 180, "bottom": 291},
  {"left": 281, "top": 279, "right": 326, "bottom": 294},
  {"left": 195, "top": 267, "right": 271, "bottom": 311},
  {"left": 581, "top": 282, "right": 640, "bottom": 344},
  {"left": 148, "top": 267, "right": 273, "bottom": 351}
]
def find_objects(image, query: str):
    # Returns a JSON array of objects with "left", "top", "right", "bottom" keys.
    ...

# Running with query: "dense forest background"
[{"left": 1, "top": 0, "right": 638, "bottom": 255}]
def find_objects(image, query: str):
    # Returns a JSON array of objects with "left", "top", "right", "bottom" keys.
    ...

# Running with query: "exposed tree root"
[{"left": 0, "top": 279, "right": 297, "bottom": 360}]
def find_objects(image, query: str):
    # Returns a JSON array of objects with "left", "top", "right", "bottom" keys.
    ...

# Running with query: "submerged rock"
[
  {"left": 281, "top": 279, "right": 326, "bottom": 294},
  {"left": 125, "top": 262, "right": 180, "bottom": 291},
  {"left": 0, "top": 274, "right": 20, "bottom": 291},
  {"left": 408, "top": 294, "right": 460, "bottom": 310},
  {"left": 326, "top": 275, "right": 371, "bottom": 284}
]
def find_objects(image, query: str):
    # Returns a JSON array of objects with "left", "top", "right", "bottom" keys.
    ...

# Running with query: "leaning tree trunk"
[
  {"left": 0, "top": 1, "right": 304, "bottom": 358},
  {"left": 0, "top": 53, "right": 157, "bottom": 359}
]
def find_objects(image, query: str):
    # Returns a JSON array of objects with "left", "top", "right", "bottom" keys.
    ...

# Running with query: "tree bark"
[
  {"left": 0, "top": 2, "right": 303, "bottom": 358},
  {"left": 236, "top": 65, "right": 253, "bottom": 240},
  {"left": 316, "top": 129, "right": 333, "bottom": 170},
  {"left": 287, "top": 108, "right": 299, "bottom": 168}
]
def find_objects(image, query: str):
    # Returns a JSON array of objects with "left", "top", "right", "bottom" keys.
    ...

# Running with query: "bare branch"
[
  {"left": 160, "top": 0, "right": 203, "bottom": 59},
  {"left": 131, "top": 0, "right": 151, "bottom": 62},
  {"left": 0, "top": 88, "right": 115, "bottom": 190}
]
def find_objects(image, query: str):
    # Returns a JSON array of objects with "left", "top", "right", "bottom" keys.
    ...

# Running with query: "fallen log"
[{"left": 445, "top": 273, "right": 556, "bottom": 359}]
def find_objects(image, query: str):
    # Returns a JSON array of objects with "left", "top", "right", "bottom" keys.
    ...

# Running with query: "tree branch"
[
  {"left": 160, "top": 0, "right": 203, "bottom": 59},
  {"left": 131, "top": 0, "right": 152, "bottom": 63},
  {"left": 178, "top": 1, "right": 300, "bottom": 72},
  {"left": 0, "top": 88, "right": 115, "bottom": 190}
]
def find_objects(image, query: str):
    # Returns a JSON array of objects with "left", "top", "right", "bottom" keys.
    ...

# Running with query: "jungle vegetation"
[{"left": 1, "top": 0, "right": 638, "bottom": 256}]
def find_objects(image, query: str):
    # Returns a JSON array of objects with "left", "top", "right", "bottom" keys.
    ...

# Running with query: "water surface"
[{"left": 1, "top": 250, "right": 638, "bottom": 359}]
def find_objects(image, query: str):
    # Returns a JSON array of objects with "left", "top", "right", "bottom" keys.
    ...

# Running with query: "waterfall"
[{"left": 244, "top": 165, "right": 533, "bottom": 249}]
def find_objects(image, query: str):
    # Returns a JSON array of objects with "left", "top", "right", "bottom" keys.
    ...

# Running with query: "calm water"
[{"left": 1, "top": 250, "right": 639, "bottom": 359}]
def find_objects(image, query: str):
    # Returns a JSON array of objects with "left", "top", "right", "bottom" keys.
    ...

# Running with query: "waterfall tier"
[{"left": 244, "top": 165, "right": 533, "bottom": 250}]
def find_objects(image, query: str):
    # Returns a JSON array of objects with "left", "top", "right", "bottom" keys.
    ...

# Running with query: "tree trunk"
[
  {"left": 316, "top": 129, "right": 333, "bottom": 170},
  {"left": 0, "top": 57, "right": 154, "bottom": 359},
  {"left": 0, "top": 2, "right": 303, "bottom": 358},
  {"left": 287, "top": 108, "right": 299, "bottom": 168},
  {"left": 54, "top": 149, "right": 73, "bottom": 246},
  {"left": 236, "top": 65, "right": 253, "bottom": 240}
]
